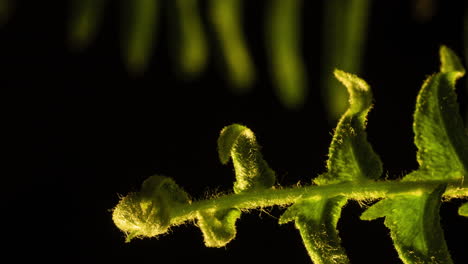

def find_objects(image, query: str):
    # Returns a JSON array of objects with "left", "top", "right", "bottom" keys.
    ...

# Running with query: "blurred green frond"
[
  {"left": 11, "top": 0, "right": 468, "bottom": 119},
  {"left": 0, "top": 0, "right": 11, "bottom": 26},
  {"left": 69, "top": 0, "right": 107, "bottom": 50},
  {"left": 173, "top": 0, "right": 207, "bottom": 77},
  {"left": 121, "top": 0, "right": 159, "bottom": 74},
  {"left": 210, "top": 0, "right": 255, "bottom": 92},
  {"left": 464, "top": 3, "right": 468, "bottom": 124},
  {"left": 321, "top": 0, "right": 370, "bottom": 122},
  {"left": 66, "top": 0, "right": 373, "bottom": 112},
  {"left": 267, "top": 0, "right": 307, "bottom": 109}
]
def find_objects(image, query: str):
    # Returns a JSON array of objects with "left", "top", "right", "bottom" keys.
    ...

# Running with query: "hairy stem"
[{"left": 169, "top": 180, "right": 467, "bottom": 225}]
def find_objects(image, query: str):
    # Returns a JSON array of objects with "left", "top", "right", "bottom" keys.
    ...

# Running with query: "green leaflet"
[
  {"left": 465, "top": 7, "right": 468, "bottom": 125},
  {"left": 193, "top": 124, "right": 275, "bottom": 247},
  {"left": 361, "top": 185, "right": 452, "bottom": 264},
  {"left": 122, "top": 0, "right": 158, "bottom": 74},
  {"left": 112, "top": 175, "right": 190, "bottom": 242},
  {"left": 360, "top": 47, "right": 465, "bottom": 264},
  {"left": 110, "top": 46, "right": 468, "bottom": 262},
  {"left": 322, "top": 0, "right": 370, "bottom": 121},
  {"left": 174, "top": 0, "right": 207, "bottom": 76},
  {"left": 440, "top": 45, "right": 465, "bottom": 74},
  {"left": 197, "top": 208, "right": 241, "bottom": 247},
  {"left": 460, "top": 202, "right": 468, "bottom": 217},
  {"left": 280, "top": 70, "right": 381, "bottom": 264},
  {"left": 218, "top": 124, "right": 276, "bottom": 194},
  {"left": 0, "top": 0, "right": 11, "bottom": 26},
  {"left": 314, "top": 69, "right": 382, "bottom": 185},
  {"left": 68, "top": 0, "right": 107, "bottom": 50},
  {"left": 210, "top": 0, "right": 255, "bottom": 92},
  {"left": 404, "top": 46, "right": 468, "bottom": 183},
  {"left": 279, "top": 196, "right": 349, "bottom": 264},
  {"left": 267, "top": 0, "right": 307, "bottom": 109}
]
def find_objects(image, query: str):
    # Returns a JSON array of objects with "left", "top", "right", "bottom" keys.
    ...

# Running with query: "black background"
[{"left": 2, "top": 0, "right": 468, "bottom": 263}]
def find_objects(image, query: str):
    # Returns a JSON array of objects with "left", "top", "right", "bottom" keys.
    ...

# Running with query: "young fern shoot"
[
  {"left": 112, "top": 46, "right": 468, "bottom": 264},
  {"left": 279, "top": 69, "right": 381, "bottom": 264}
]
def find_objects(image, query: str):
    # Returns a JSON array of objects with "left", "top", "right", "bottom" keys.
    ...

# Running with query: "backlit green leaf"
[
  {"left": 197, "top": 208, "right": 241, "bottom": 247},
  {"left": 280, "top": 69, "right": 381, "bottom": 263},
  {"left": 314, "top": 69, "right": 382, "bottom": 185},
  {"left": 173, "top": 0, "right": 207, "bottom": 76},
  {"left": 201, "top": 124, "right": 275, "bottom": 247},
  {"left": 218, "top": 124, "right": 276, "bottom": 194},
  {"left": 210, "top": 0, "right": 255, "bottom": 92},
  {"left": 361, "top": 185, "right": 452, "bottom": 264},
  {"left": 404, "top": 46, "right": 468, "bottom": 183},
  {"left": 0, "top": 0, "right": 11, "bottom": 26},
  {"left": 460, "top": 202, "right": 468, "bottom": 217},
  {"left": 112, "top": 175, "right": 190, "bottom": 242},
  {"left": 267, "top": 0, "right": 306, "bottom": 109},
  {"left": 122, "top": 0, "right": 158, "bottom": 74},
  {"left": 191, "top": 124, "right": 276, "bottom": 248},
  {"left": 465, "top": 10, "right": 468, "bottom": 125},
  {"left": 68, "top": 0, "right": 107, "bottom": 50},
  {"left": 111, "top": 46, "right": 468, "bottom": 263},
  {"left": 322, "top": 0, "right": 370, "bottom": 121},
  {"left": 280, "top": 196, "right": 349, "bottom": 264},
  {"left": 440, "top": 45, "right": 465, "bottom": 74}
]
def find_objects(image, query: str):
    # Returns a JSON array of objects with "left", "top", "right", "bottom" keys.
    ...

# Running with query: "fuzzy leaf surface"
[
  {"left": 314, "top": 69, "right": 382, "bottom": 185},
  {"left": 460, "top": 202, "right": 468, "bottom": 217},
  {"left": 404, "top": 46, "right": 468, "bottom": 183},
  {"left": 197, "top": 208, "right": 241, "bottom": 247},
  {"left": 198, "top": 124, "right": 276, "bottom": 247},
  {"left": 112, "top": 175, "right": 190, "bottom": 242},
  {"left": 280, "top": 196, "right": 349, "bottom": 264},
  {"left": 281, "top": 70, "right": 381, "bottom": 263},
  {"left": 218, "top": 124, "right": 275, "bottom": 194},
  {"left": 361, "top": 185, "right": 452, "bottom": 264}
]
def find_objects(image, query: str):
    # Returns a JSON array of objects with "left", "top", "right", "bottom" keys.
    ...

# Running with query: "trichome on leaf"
[{"left": 112, "top": 46, "right": 468, "bottom": 264}]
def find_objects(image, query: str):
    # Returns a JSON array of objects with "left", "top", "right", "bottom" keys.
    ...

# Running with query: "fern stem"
[{"left": 169, "top": 180, "right": 467, "bottom": 225}]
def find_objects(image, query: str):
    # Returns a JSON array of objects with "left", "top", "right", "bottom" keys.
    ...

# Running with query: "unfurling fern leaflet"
[
  {"left": 112, "top": 46, "right": 468, "bottom": 264},
  {"left": 360, "top": 46, "right": 467, "bottom": 264},
  {"left": 217, "top": 124, "right": 276, "bottom": 194},
  {"left": 113, "top": 124, "right": 276, "bottom": 247},
  {"left": 112, "top": 175, "right": 191, "bottom": 242},
  {"left": 197, "top": 124, "right": 276, "bottom": 247},
  {"left": 279, "top": 69, "right": 381, "bottom": 264}
]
